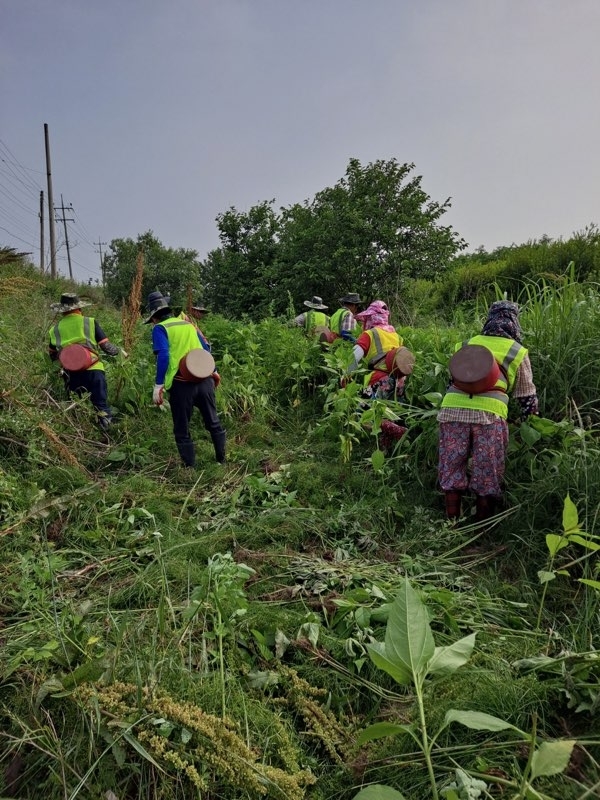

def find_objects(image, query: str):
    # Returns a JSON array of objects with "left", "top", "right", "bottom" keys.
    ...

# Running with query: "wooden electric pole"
[
  {"left": 44, "top": 124, "right": 57, "bottom": 279},
  {"left": 39, "top": 190, "right": 45, "bottom": 274},
  {"left": 94, "top": 238, "right": 107, "bottom": 287},
  {"left": 55, "top": 194, "right": 74, "bottom": 280}
]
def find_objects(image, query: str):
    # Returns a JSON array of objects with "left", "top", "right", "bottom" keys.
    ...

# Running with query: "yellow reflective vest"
[
  {"left": 362, "top": 328, "right": 401, "bottom": 369},
  {"left": 158, "top": 316, "right": 204, "bottom": 389},
  {"left": 441, "top": 334, "right": 527, "bottom": 419},
  {"left": 305, "top": 310, "right": 329, "bottom": 334},
  {"left": 49, "top": 313, "right": 104, "bottom": 372}
]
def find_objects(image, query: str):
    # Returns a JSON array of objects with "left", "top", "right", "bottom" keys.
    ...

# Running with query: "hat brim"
[
  {"left": 143, "top": 302, "right": 172, "bottom": 324},
  {"left": 51, "top": 301, "right": 92, "bottom": 312},
  {"left": 303, "top": 301, "right": 328, "bottom": 310}
]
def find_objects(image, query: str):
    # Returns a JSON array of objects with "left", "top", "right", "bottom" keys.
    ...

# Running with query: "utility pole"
[
  {"left": 39, "top": 190, "right": 44, "bottom": 274},
  {"left": 44, "top": 123, "right": 57, "bottom": 279},
  {"left": 55, "top": 194, "right": 74, "bottom": 281},
  {"left": 94, "top": 238, "right": 107, "bottom": 287}
]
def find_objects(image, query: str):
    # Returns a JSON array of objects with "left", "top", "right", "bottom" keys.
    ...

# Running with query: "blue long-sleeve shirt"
[{"left": 152, "top": 324, "right": 211, "bottom": 385}]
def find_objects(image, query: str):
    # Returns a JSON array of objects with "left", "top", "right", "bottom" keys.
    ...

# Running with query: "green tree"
[
  {"left": 103, "top": 231, "right": 201, "bottom": 307},
  {"left": 275, "top": 158, "right": 465, "bottom": 309},
  {"left": 201, "top": 159, "right": 465, "bottom": 319},
  {"left": 202, "top": 201, "right": 280, "bottom": 319}
]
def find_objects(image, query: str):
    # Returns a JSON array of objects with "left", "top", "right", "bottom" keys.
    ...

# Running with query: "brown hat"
[
  {"left": 50, "top": 293, "right": 92, "bottom": 313},
  {"left": 303, "top": 295, "right": 328, "bottom": 310}
]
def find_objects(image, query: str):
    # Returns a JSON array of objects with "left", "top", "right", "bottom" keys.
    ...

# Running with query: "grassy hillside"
[{"left": 1, "top": 261, "right": 599, "bottom": 799}]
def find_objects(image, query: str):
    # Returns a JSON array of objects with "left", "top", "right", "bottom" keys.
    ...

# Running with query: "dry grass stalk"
[
  {"left": 122, "top": 247, "right": 144, "bottom": 352},
  {"left": 38, "top": 422, "right": 91, "bottom": 476}
]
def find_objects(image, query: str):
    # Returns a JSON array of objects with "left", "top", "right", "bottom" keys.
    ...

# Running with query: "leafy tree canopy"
[
  {"left": 202, "top": 158, "right": 465, "bottom": 319},
  {"left": 103, "top": 231, "right": 202, "bottom": 309}
]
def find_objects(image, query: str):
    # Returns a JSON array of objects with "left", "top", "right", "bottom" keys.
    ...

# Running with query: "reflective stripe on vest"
[
  {"left": 160, "top": 317, "right": 205, "bottom": 389},
  {"left": 441, "top": 334, "right": 527, "bottom": 418},
  {"left": 365, "top": 328, "right": 401, "bottom": 370},
  {"left": 305, "top": 310, "right": 328, "bottom": 332},
  {"left": 50, "top": 315, "right": 104, "bottom": 372}
]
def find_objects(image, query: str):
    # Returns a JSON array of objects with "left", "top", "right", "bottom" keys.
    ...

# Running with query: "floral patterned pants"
[{"left": 438, "top": 419, "right": 509, "bottom": 497}]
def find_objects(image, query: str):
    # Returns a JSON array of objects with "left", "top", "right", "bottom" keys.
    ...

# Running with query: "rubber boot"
[
  {"left": 177, "top": 442, "right": 196, "bottom": 468},
  {"left": 211, "top": 430, "right": 227, "bottom": 464},
  {"left": 475, "top": 494, "right": 496, "bottom": 523},
  {"left": 444, "top": 490, "right": 462, "bottom": 520}
]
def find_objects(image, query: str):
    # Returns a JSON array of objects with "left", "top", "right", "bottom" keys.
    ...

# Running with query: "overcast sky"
[{"left": 2, "top": 0, "right": 599, "bottom": 284}]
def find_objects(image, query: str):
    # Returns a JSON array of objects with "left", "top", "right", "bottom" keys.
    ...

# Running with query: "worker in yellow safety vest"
[
  {"left": 438, "top": 300, "right": 539, "bottom": 524},
  {"left": 293, "top": 296, "right": 329, "bottom": 336},
  {"left": 329, "top": 293, "right": 363, "bottom": 342},
  {"left": 145, "top": 292, "right": 226, "bottom": 467},
  {"left": 48, "top": 292, "right": 123, "bottom": 430}
]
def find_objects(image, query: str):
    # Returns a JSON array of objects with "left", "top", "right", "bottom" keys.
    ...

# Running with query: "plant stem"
[
  {"left": 217, "top": 607, "right": 226, "bottom": 719},
  {"left": 516, "top": 713, "right": 537, "bottom": 799},
  {"left": 416, "top": 677, "right": 439, "bottom": 800}
]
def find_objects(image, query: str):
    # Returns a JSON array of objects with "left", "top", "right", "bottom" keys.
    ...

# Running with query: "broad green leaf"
[
  {"left": 545, "top": 534, "right": 568, "bottom": 557},
  {"left": 443, "top": 709, "right": 525, "bottom": 736},
  {"left": 512, "top": 655, "right": 558, "bottom": 672},
  {"left": 528, "top": 416, "right": 560, "bottom": 435},
  {"left": 520, "top": 422, "right": 542, "bottom": 446},
  {"left": 371, "top": 449, "right": 385, "bottom": 471},
  {"left": 274, "top": 629, "right": 290, "bottom": 659},
  {"left": 427, "top": 633, "right": 476, "bottom": 677},
  {"left": 562, "top": 494, "right": 579, "bottom": 534},
  {"left": 366, "top": 641, "right": 412, "bottom": 686},
  {"left": 353, "top": 786, "right": 407, "bottom": 800},
  {"left": 530, "top": 740, "right": 576, "bottom": 779},
  {"left": 246, "top": 670, "right": 280, "bottom": 689},
  {"left": 357, "top": 722, "right": 415, "bottom": 744},
  {"left": 384, "top": 579, "right": 435, "bottom": 680},
  {"left": 569, "top": 534, "right": 600, "bottom": 551},
  {"left": 106, "top": 450, "right": 127, "bottom": 462},
  {"left": 423, "top": 391, "right": 443, "bottom": 407},
  {"left": 579, "top": 578, "right": 600, "bottom": 591},
  {"left": 180, "top": 727, "right": 192, "bottom": 744},
  {"left": 537, "top": 570, "right": 556, "bottom": 585},
  {"left": 298, "top": 622, "right": 320, "bottom": 647}
]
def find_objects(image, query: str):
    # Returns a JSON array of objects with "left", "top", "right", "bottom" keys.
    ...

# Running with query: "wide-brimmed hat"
[
  {"left": 143, "top": 291, "right": 172, "bottom": 324},
  {"left": 191, "top": 302, "right": 208, "bottom": 313},
  {"left": 339, "top": 293, "right": 363, "bottom": 306},
  {"left": 50, "top": 293, "right": 92, "bottom": 313},
  {"left": 303, "top": 296, "right": 328, "bottom": 310}
]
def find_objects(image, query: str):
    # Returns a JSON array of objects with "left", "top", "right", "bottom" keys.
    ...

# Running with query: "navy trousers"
[
  {"left": 66, "top": 368, "right": 112, "bottom": 425},
  {"left": 168, "top": 378, "right": 226, "bottom": 466}
]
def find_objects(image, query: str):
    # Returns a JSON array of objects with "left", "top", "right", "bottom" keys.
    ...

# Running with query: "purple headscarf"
[
  {"left": 482, "top": 300, "right": 522, "bottom": 343},
  {"left": 355, "top": 300, "right": 395, "bottom": 332}
]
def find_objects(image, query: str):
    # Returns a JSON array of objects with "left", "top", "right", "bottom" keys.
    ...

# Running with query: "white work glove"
[{"left": 152, "top": 384, "right": 164, "bottom": 406}]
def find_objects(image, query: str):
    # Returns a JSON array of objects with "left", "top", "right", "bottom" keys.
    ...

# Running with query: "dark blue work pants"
[
  {"left": 66, "top": 368, "right": 112, "bottom": 425},
  {"left": 168, "top": 378, "right": 226, "bottom": 466}
]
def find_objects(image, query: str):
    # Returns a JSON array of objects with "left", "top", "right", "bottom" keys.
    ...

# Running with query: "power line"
[
  {"left": 0, "top": 182, "right": 38, "bottom": 216},
  {"left": 0, "top": 138, "right": 43, "bottom": 193},
  {"left": 0, "top": 162, "right": 40, "bottom": 201},
  {"left": 0, "top": 225, "right": 36, "bottom": 249}
]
